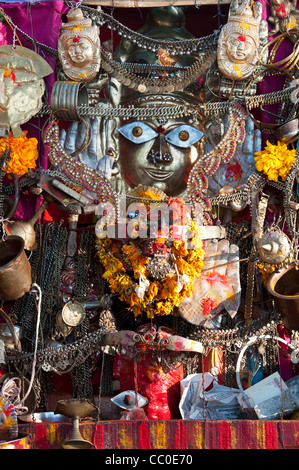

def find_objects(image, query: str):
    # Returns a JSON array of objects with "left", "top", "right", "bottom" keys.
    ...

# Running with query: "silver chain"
[
  {"left": 77, "top": 103, "right": 195, "bottom": 119},
  {"left": 64, "top": 1, "right": 220, "bottom": 55}
]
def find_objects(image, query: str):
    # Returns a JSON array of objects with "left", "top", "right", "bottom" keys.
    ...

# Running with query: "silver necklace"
[{"left": 65, "top": 1, "right": 220, "bottom": 56}]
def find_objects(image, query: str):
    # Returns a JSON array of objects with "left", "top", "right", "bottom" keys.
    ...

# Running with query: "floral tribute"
[
  {"left": 97, "top": 187, "right": 205, "bottom": 318},
  {"left": 254, "top": 140, "right": 296, "bottom": 182},
  {"left": 0, "top": 131, "right": 38, "bottom": 178}
]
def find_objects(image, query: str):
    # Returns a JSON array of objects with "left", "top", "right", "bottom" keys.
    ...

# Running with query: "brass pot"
[
  {"left": 267, "top": 266, "right": 299, "bottom": 331},
  {"left": 0, "top": 236, "right": 32, "bottom": 301}
]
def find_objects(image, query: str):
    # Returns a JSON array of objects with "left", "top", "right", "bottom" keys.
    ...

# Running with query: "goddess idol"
[
  {"left": 57, "top": 7, "right": 101, "bottom": 82},
  {"left": 217, "top": 1, "right": 262, "bottom": 82},
  {"left": 103, "top": 6, "right": 213, "bottom": 198}
]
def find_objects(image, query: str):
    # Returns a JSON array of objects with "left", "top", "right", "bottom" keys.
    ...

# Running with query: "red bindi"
[
  {"left": 157, "top": 125, "right": 165, "bottom": 133},
  {"left": 238, "top": 35, "right": 246, "bottom": 42},
  {"left": 73, "top": 36, "right": 80, "bottom": 43}
]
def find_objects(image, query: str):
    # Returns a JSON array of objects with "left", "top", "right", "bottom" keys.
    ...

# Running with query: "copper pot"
[
  {"left": 0, "top": 236, "right": 32, "bottom": 301},
  {"left": 267, "top": 266, "right": 299, "bottom": 331}
]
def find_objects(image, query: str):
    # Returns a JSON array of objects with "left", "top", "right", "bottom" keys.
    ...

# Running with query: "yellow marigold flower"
[
  {"left": 133, "top": 188, "right": 162, "bottom": 200},
  {"left": 146, "top": 282, "right": 159, "bottom": 300},
  {"left": 254, "top": 140, "right": 296, "bottom": 182},
  {"left": 172, "top": 239, "right": 188, "bottom": 256}
]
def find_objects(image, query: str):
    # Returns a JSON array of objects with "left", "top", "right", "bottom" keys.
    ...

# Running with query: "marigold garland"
[
  {"left": 254, "top": 140, "right": 296, "bottom": 182},
  {"left": 97, "top": 222, "right": 205, "bottom": 319},
  {"left": 0, "top": 131, "right": 38, "bottom": 178}
]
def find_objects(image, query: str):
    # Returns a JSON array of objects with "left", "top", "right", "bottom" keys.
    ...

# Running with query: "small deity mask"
[
  {"left": 58, "top": 8, "right": 101, "bottom": 82},
  {"left": 0, "top": 45, "right": 52, "bottom": 137},
  {"left": 217, "top": 2, "right": 261, "bottom": 81}
]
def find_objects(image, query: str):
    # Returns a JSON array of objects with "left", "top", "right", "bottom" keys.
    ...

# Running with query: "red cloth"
[
  {"left": 113, "top": 353, "right": 183, "bottom": 420},
  {"left": 113, "top": 326, "right": 184, "bottom": 420}
]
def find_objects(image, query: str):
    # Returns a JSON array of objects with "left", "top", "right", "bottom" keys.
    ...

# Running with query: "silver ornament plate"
[{"left": 61, "top": 300, "right": 86, "bottom": 327}]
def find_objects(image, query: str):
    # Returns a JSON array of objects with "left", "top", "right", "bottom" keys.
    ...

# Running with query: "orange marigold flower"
[{"left": 0, "top": 131, "right": 38, "bottom": 178}]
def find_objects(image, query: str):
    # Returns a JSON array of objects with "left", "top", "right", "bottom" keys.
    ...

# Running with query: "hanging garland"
[
  {"left": 97, "top": 230, "right": 205, "bottom": 318},
  {"left": 97, "top": 188, "right": 205, "bottom": 318}
]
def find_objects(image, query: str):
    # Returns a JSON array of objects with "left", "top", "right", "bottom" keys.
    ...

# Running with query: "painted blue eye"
[
  {"left": 165, "top": 125, "right": 205, "bottom": 148},
  {"left": 127, "top": 211, "right": 139, "bottom": 219},
  {"left": 118, "top": 121, "right": 158, "bottom": 144}
]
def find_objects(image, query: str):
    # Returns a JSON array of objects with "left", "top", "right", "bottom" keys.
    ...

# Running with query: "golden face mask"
[{"left": 117, "top": 95, "right": 205, "bottom": 197}]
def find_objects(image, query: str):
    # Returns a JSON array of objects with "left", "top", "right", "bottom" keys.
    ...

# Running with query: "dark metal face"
[{"left": 118, "top": 116, "right": 205, "bottom": 197}]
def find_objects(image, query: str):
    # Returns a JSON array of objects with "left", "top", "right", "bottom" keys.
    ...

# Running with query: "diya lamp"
[{"left": 54, "top": 398, "right": 97, "bottom": 449}]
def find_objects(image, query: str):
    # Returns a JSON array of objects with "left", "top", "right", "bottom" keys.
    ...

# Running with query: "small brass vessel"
[
  {"left": 4, "top": 200, "right": 49, "bottom": 251},
  {"left": 0, "top": 235, "right": 32, "bottom": 301},
  {"left": 54, "top": 398, "right": 97, "bottom": 449}
]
